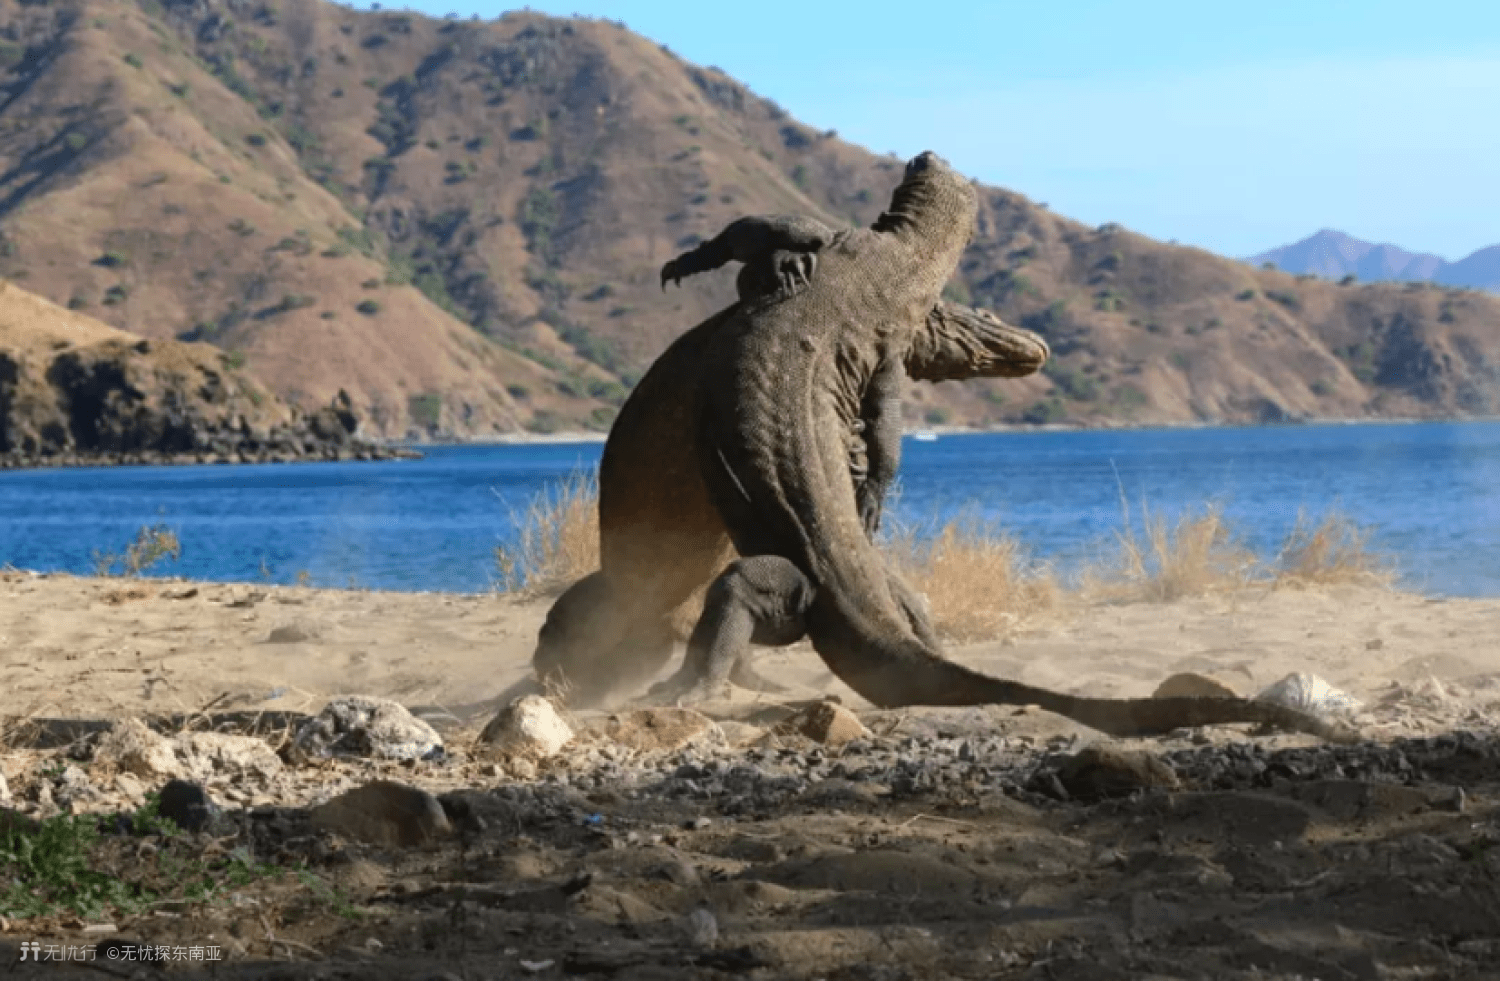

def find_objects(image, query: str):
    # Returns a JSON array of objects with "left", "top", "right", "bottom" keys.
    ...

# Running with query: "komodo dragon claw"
[{"left": 772, "top": 250, "right": 818, "bottom": 294}]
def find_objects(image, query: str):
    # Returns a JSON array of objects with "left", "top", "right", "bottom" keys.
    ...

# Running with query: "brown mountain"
[
  {"left": 0, "top": 278, "right": 403, "bottom": 464},
  {"left": 1, "top": 0, "right": 1497, "bottom": 437}
]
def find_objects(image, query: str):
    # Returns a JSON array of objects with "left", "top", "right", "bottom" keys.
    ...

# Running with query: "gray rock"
[
  {"left": 157, "top": 780, "right": 217, "bottom": 832},
  {"left": 1056, "top": 742, "right": 1181, "bottom": 802},
  {"left": 291, "top": 696, "right": 443, "bottom": 763},
  {"left": 310, "top": 780, "right": 452, "bottom": 847},
  {"left": 266, "top": 622, "right": 320, "bottom": 643}
]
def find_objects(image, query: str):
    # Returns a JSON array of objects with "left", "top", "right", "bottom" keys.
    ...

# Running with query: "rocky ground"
[{"left": 1, "top": 576, "right": 1498, "bottom": 980}]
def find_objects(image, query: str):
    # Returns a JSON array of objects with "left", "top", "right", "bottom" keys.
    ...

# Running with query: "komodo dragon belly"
[{"left": 597, "top": 309, "right": 739, "bottom": 636}]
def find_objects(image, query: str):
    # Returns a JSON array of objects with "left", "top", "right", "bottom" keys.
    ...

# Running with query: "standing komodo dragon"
[
  {"left": 536, "top": 151, "right": 1354, "bottom": 742},
  {"left": 532, "top": 289, "right": 1038, "bottom": 704}
]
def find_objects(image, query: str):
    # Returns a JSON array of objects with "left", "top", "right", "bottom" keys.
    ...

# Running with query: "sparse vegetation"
[
  {"left": 408, "top": 392, "right": 442, "bottom": 429},
  {"left": 493, "top": 468, "right": 600, "bottom": 594},
  {"left": 1272, "top": 509, "right": 1394, "bottom": 588},
  {"left": 91, "top": 524, "right": 182, "bottom": 578},
  {"left": 883, "top": 508, "right": 1059, "bottom": 640},
  {"left": 493, "top": 474, "right": 1391, "bottom": 635},
  {"left": 1265, "top": 289, "right": 1300, "bottom": 310},
  {"left": 1, "top": 792, "right": 286, "bottom": 921},
  {"left": 1081, "top": 501, "right": 1255, "bottom": 603},
  {"left": 355, "top": 299, "right": 381, "bottom": 315}
]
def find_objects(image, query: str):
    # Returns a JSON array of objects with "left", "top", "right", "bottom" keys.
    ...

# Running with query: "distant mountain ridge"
[
  {"left": 1251, "top": 230, "right": 1500, "bottom": 291},
  {"left": 4, "top": 0, "right": 1500, "bottom": 434}
]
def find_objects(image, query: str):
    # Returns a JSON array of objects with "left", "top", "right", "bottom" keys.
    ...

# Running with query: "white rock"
[
  {"left": 477, "top": 695, "right": 573, "bottom": 760},
  {"left": 291, "top": 696, "right": 443, "bottom": 763},
  {"left": 94, "top": 719, "right": 282, "bottom": 782},
  {"left": 175, "top": 732, "right": 283, "bottom": 782},
  {"left": 1254, "top": 672, "right": 1362, "bottom": 717},
  {"left": 93, "top": 719, "right": 185, "bottom": 779}
]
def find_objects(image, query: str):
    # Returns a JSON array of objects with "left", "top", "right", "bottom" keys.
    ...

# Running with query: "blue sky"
[{"left": 353, "top": 1, "right": 1500, "bottom": 260}]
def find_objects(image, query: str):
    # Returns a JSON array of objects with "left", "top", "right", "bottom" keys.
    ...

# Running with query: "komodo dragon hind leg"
[
  {"left": 645, "top": 554, "right": 931, "bottom": 705},
  {"left": 644, "top": 555, "right": 816, "bottom": 706}
]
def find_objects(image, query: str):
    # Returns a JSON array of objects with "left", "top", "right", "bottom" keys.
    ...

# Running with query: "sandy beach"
[{"left": 2, "top": 572, "right": 1499, "bottom": 979}]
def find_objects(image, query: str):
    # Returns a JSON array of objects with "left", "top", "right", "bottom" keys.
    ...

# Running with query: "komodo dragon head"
[
  {"left": 871, "top": 151, "right": 979, "bottom": 268},
  {"left": 906, "top": 302, "right": 1051, "bottom": 382}
]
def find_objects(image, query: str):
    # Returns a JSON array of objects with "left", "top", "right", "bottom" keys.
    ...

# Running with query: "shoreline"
[
  {"left": 0, "top": 566, "right": 1485, "bottom": 602},
  {"left": 404, "top": 412, "right": 1500, "bottom": 447},
  {"left": 1, "top": 415, "right": 1495, "bottom": 463}
]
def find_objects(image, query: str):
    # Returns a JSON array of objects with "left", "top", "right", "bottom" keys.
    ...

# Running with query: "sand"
[{"left": 2, "top": 572, "right": 1499, "bottom": 979}]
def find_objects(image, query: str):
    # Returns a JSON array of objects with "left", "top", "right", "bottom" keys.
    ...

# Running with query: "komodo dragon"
[
  {"left": 532, "top": 295, "right": 1039, "bottom": 705},
  {"left": 537, "top": 151, "right": 1354, "bottom": 742}
]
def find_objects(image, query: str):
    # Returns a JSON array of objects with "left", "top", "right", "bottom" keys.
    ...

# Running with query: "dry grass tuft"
[
  {"left": 1080, "top": 502, "right": 1257, "bottom": 604},
  {"left": 492, "top": 469, "right": 1396, "bottom": 637},
  {"left": 1271, "top": 509, "right": 1395, "bottom": 588},
  {"left": 882, "top": 508, "right": 1059, "bottom": 642},
  {"left": 493, "top": 468, "right": 600, "bottom": 595},
  {"left": 91, "top": 524, "right": 182, "bottom": 578}
]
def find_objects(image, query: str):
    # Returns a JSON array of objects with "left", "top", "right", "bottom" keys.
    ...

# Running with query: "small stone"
[
  {"left": 267, "top": 622, "right": 319, "bottom": 643},
  {"left": 113, "top": 773, "right": 144, "bottom": 801},
  {"left": 94, "top": 719, "right": 181, "bottom": 779},
  {"left": 157, "top": 780, "right": 217, "bottom": 832},
  {"left": 787, "top": 700, "right": 867, "bottom": 746},
  {"left": 478, "top": 695, "right": 574, "bottom": 760},
  {"left": 1055, "top": 742, "right": 1181, "bottom": 802},
  {"left": 682, "top": 907, "right": 719, "bottom": 947},
  {"left": 310, "top": 780, "right": 452, "bottom": 847},
  {"left": 594, "top": 708, "right": 719, "bottom": 754},
  {"left": 292, "top": 696, "right": 444, "bottom": 763},
  {"left": 1365, "top": 638, "right": 1384, "bottom": 650},
  {"left": 1152, "top": 672, "right": 1240, "bottom": 700}
]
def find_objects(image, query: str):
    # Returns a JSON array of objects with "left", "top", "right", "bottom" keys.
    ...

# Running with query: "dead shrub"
[
  {"left": 1271, "top": 509, "right": 1394, "bottom": 588},
  {"left": 1080, "top": 500, "right": 1256, "bottom": 603},
  {"left": 91, "top": 524, "right": 182, "bottom": 578},
  {"left": 882, "top": 508, "right": 1058, "bottom": 641},
  {"left": 494, "top": 468, "right": 599, "bottom": 594}
]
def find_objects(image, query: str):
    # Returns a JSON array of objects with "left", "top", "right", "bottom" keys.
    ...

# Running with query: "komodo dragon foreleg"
[{"left": 661, "top": 214, "right": 835, "bottom": 295}]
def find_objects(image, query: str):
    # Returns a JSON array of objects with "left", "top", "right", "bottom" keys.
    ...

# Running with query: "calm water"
[{"left": 2, "top": 421, "right": 1498, "bottom": 597}]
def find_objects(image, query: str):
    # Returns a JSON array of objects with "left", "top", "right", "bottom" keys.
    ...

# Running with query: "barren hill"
[
  {"left": 1, "top": 0, "right": 1498, "bottom": 436},
  {"left": 0, "top": 278, "right": 402, "bottom": 464}
]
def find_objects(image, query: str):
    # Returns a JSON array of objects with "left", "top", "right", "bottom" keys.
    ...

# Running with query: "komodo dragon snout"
[{"left": 906, "top": 303, "right": 1050, "bottom": 383}]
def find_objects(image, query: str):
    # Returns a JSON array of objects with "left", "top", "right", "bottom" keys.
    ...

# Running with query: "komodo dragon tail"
[{"left": 815, "top": 617, "right": 1358, "bottom": 743}]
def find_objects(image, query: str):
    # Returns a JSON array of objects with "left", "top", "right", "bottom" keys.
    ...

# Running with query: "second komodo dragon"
[{"left": 536, "top": 151, "right": 1355, "bottom": 743}]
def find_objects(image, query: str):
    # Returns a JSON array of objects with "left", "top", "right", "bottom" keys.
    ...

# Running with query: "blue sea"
[{"left": 2, "top": 421, "right": 1498, "bottom": 597}]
